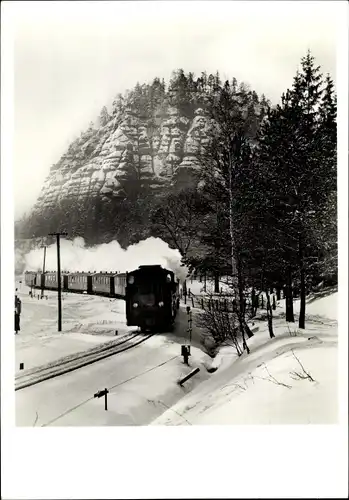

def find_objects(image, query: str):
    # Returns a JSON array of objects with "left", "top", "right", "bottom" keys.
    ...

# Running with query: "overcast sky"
[{"left": 6, "top": 1, "right": 340, "bottom": 219}]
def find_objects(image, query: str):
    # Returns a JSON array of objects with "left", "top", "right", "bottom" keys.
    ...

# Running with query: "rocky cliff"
[
  {"left": 19, "top": 71, "right": 267, "bottom": 247},
  {"left": 32, "top": 105, "right": 211, "bottom": 212}
]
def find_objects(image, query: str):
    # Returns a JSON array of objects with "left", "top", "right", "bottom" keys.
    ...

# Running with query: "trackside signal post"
[
  {"left": 187, "top": 305, "right": 192, "bottom": 344},
  {"left": 179, "top": 304, "right": 200, "bottom": 385},
  {"left": 48, "top": 232, "right": 67, "bottom": 332},
  {"left": 181, "top": 305, "right": 192, "bottom": 365}
]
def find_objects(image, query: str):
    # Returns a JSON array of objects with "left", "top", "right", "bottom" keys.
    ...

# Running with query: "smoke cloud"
[{"left": 24, "top": 237, "right": 188, "bottom": 281}]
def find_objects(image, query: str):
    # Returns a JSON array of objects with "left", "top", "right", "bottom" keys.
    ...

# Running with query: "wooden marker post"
[
  {"left": 181, "top": 345, "right": 191, "bottom": 365},
  {"left": 94, "top": 388, "right": 109, "bottom": 411},
  {"left": 179, "top": 367, "right": 200, "bottom": 386}
]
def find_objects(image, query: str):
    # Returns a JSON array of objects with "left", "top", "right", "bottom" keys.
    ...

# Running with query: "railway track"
[{"left": 15, "top": 331, "right": 154, "bottom": 391}]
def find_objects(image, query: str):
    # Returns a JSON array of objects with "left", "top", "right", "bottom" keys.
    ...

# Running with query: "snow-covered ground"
[
  {"left": 14, "top": 281, "right": 213, "bottom": 426},
  {"left": 14, "top": 275, "right": 339, "bottom": 426},
  {"left": 14, "top": 282, "right": 135, "bottom": 372},
  {"left": 16, "top": 332, "right": 212, "bottom": 426},
  {"left": 151, "top": 291, "right": 338, "bottom": 425}
]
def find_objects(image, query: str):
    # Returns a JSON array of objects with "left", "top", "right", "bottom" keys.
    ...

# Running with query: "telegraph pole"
[
  {"left": 48, "top": 232, "right": 67, "bottom": 331},
  {"left": 41, "top": 245, "right": 47, "bottom": 299}
]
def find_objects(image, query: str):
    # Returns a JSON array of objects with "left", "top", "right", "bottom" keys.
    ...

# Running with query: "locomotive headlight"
[
  {"left": 158, "top": 301, "right": 164, "bottom": 307},
  {"left": 133, "top": 302, "right": 139, "bottom": 308}
]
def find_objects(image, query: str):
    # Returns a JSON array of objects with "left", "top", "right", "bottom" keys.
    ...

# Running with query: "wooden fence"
[{"left": 180, "top": 288, "right": 273, "bottom": 312}]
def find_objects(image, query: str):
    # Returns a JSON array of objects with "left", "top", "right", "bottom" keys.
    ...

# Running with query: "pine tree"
[
  {"left": 98, "top": 106, "right": 110, "bottom": 127},
  {"left": 255, "top": 51, "right": 337, "bottom": 329},
  {"left": 168, "top": 69, "right": 195, "bottom": 118},
  {"left": 112, "top": 93, "right": 125, "bottom": 116}
]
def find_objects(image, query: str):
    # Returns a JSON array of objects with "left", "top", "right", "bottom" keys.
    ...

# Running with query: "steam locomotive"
[
  {"left": 24, "top": 265, "right": 180, "bottom": 331},
  {"left": 126, "top": 265, "right": 179, "bottom": 332}
]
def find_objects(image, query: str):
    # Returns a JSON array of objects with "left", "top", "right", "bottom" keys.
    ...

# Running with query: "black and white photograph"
[{"left": 1, "top": 0, "right": 348, "bottom": 498}]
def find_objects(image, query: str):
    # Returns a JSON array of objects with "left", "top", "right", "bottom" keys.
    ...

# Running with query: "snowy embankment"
[
  {"left": 151, "top": 291, "right": 338, "bottom": 425},
  {"left": 14, "top": 282, "right": 134, "bottom": 372}
]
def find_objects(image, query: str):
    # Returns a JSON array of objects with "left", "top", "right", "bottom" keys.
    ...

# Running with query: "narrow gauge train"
[
  {"left": 24, "top": 265, "right": 179, "bottom": 332},
  {"left": 125, "top": 265, "right": 180, "bottom": 332},
  {"left": 24, "top": 270, "right": 127, "bottom": 299}
]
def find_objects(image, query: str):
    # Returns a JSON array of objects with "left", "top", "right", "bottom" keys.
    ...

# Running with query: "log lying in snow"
[{"left": 178, "top": 367, "right": 200, "bottom": 386}]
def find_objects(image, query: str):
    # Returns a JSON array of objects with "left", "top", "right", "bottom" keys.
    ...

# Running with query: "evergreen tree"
[
  {"left": 98, "top": 106, "right": 111, "bottom": 127},
  {"left": 255, "top": 51, "right": 337, "bottom": 328}
]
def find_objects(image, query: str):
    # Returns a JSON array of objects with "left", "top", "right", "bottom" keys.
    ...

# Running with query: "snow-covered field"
[{"left": 14, "top": 283, "right": 135, "bottom": 372}]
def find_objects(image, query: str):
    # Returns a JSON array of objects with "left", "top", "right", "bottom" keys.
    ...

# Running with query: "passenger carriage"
[
  {"left": 92, "top": 272, "right": 114, "bottom": 296},
  {"left": 24, "top": 271, "right": 37, "bottom": 287},
  {"left": 67, "top": 272, "right": 92, "bottom": 294},
  {"left": 44, "top": 271, "right": 64, "bottom": 291},
  {"left": 114, "top": 273, "right": 127, "bottom": 298},
  {"left": 36, "top": 271, "right": 45, "bottom": 289}
]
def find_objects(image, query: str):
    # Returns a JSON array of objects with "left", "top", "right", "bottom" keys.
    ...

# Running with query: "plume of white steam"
[{"left": 24, "top": 237, "right": 188, "bottom": 281}]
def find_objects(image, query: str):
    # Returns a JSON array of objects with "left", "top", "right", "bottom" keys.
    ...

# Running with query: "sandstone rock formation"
[
  {"left": 31, "top": 103, "right": 211, "bottom": 214},
  {"left": 18, "top": 71, "right": 267, "bottom": 248}
]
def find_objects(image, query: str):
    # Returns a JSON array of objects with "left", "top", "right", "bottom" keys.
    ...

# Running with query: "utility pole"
[
  {"left": 48, "top": 232, "right": 67, "bottom": 331},
  {"left": 41, "top": 245, "right": 47, "bottom": 299}
]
